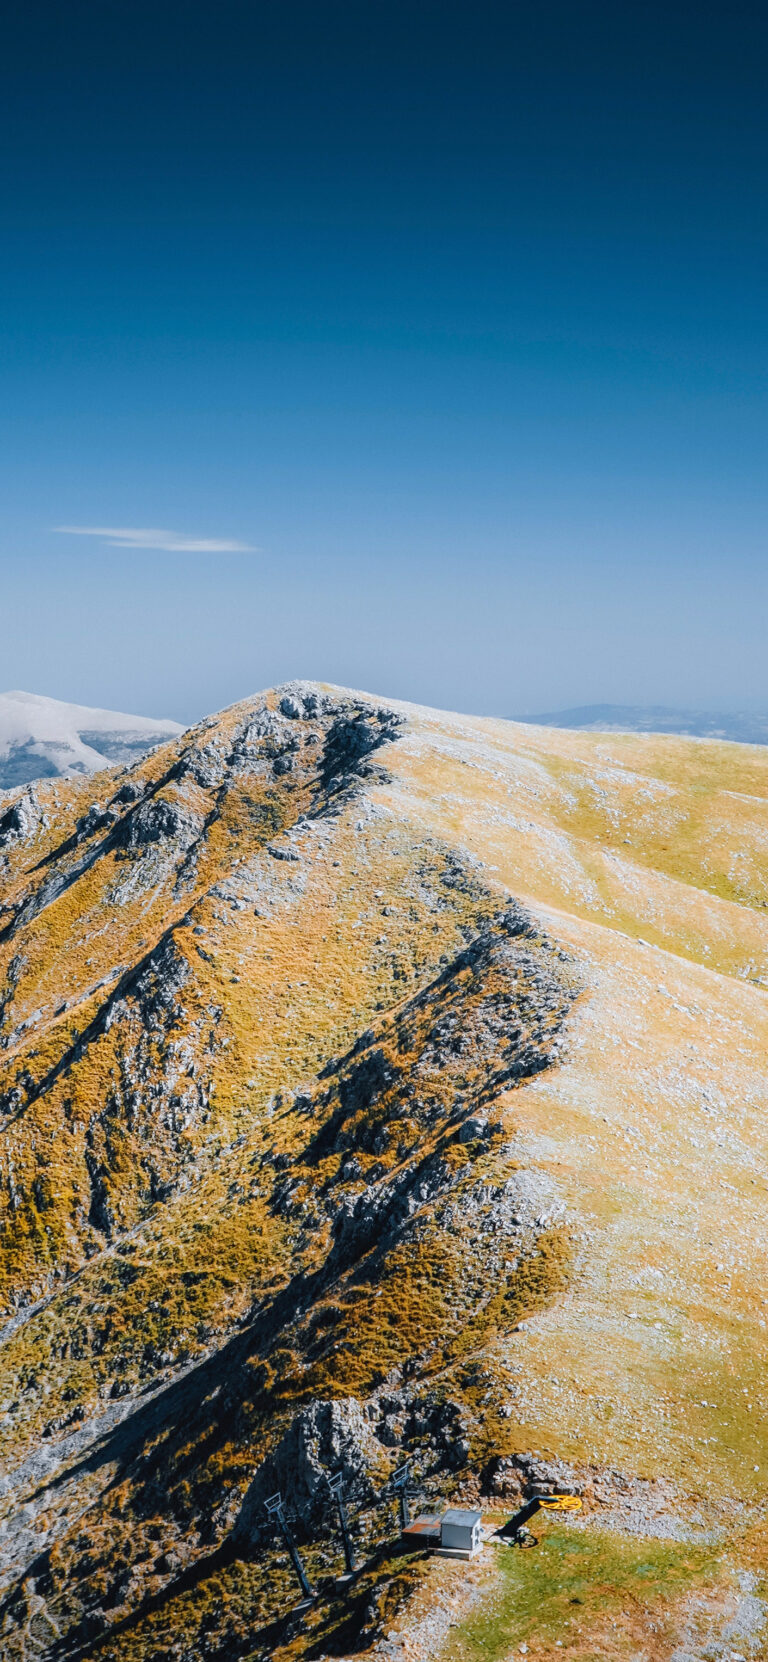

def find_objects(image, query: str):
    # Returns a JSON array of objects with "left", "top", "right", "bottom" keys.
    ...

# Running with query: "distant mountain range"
[
  {"left": 4, "top": 695, "right": 766, "bottom": 795},
  {"left": 0, "top": 690, "right": 185, "bottom": 789},
  {"left": 515, "top": 703, "right": 768, "bottom": 746}
]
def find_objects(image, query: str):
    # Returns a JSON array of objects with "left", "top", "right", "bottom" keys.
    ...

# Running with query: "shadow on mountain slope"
[{"left": 0, "top": 897, "right": 578, "bottom": 1661}]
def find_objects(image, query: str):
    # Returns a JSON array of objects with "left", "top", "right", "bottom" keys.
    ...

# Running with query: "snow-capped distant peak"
[{"left": 0, "top": 690, "right": 185, "bottom": 790}]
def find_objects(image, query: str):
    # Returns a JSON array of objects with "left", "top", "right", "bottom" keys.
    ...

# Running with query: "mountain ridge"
[{"left": 1, "top": 681, "right": 768, "bottom": 1661}]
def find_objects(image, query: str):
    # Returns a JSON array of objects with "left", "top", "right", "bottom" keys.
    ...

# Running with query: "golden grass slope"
[{"left": 1, "top": 683, "right": 768, "bottom": 1661}]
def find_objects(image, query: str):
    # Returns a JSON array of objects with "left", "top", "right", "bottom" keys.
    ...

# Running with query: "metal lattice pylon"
[
  {"left": 327, "top": 1469, "right": 358, "bottom": 1573},
  {"left": 264, "top": 1491, "right": 314, "bottom": 1600},
  {"left": 390, "top": 1459, "right": 413, "bottom": 1529}
]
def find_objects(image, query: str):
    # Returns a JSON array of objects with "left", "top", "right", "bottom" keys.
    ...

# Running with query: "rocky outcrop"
[
  {"left": 319, "top": 705, "right": 404, "bottom": 796},
  {"left": 235, "top": 1398, "right": 384, "bottom": 1544},
  {"left": 113, "top": 795, "right": 201, "bottom": 851},
  {"left": 0, "top": 790, "right": 44, "bottom": 851}
]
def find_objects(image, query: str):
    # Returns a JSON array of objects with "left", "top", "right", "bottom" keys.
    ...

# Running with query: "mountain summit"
[
  {"left": 1, "top": 683, "right": 767, "bottom": 1660},
  {"left": 0, "top": 690, "right": 184, "bottom": 789}
]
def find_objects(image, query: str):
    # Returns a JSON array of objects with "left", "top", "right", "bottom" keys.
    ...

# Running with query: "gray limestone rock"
[
  {"left": 459, "top": 1115, "right": 488, "bottom": 1143},
  {"left": 234, "top": 1397, "right": 384, "bottom": 1543},
  {"left": 114, "top": 796, "right": 201, "bottom": 851},
  {"left": 0, "top": 790, "right": 43, "bottom": 850}
]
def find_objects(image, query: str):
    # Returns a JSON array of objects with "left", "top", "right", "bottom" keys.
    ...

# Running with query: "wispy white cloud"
[{"left": 54, "top": 525, "right": 258, "bottom": 554}]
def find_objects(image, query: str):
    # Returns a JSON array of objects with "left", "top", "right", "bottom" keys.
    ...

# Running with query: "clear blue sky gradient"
[{"left": 2, "top": 0, "right": 767, "bottom": 721}]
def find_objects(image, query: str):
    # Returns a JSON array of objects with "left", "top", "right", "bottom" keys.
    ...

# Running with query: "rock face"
[
  {"left": 114, "top": 796, "right": 197, "bottom": 849},
  {"left": 319, "top": 706, "right": 404, "bottom": 793},
  {"left": 0, "top": 789, "right": 44, "bottom": 850},
  {"left": 236, "top": 1398, "right": 383, "bottom": 1541}
]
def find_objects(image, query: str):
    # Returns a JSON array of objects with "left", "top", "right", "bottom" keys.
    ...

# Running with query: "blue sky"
[{"left": 2, "top": 0, "right": 767, "bottom": 722}]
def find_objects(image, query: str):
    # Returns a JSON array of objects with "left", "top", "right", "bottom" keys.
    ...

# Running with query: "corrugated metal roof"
[
  {"left": 442, "top": 1507, "right": 482, "bottom": 1526},
  {"left": 402, "top": 1514, "right": 442, "bottom": 1538}
]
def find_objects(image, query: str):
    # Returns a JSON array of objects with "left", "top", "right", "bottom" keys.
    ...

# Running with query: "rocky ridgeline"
[
  {"left": 0, "top": 685, "right": 402, "bottom": 950},
  {"left": 0, "top": 686, "right": 407, "bottom": 1300},
  {"left": 0, "top": 684, "right": 584, "bottom": 1661}
]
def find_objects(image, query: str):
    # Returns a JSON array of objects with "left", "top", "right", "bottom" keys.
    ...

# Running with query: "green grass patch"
[{"left": 441, "top": 1523, "right": 715, "bottom": 1661}]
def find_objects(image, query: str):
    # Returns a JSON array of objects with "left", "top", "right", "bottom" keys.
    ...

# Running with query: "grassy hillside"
[{"left": 1, "top": 683, "right": 767, "bottom": 1660}]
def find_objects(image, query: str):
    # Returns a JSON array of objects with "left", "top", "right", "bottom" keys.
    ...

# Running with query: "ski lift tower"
[
  {"left": 327, "top": 1469, "right": 358, "bottom": 1577},
  {"left": 264, "top": 1491, "right": 315, "bottom": 1605},
  {"left": 391, "top": 1460, "right": 413, "bottom": 1531}
]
